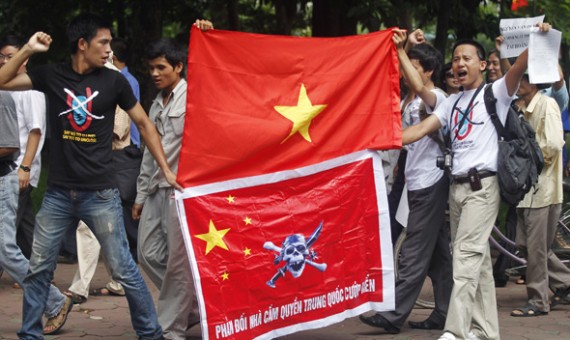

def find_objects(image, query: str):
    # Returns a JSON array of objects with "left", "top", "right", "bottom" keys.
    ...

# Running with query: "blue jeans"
[
  {"left": 0, "top": 171, "right": 65, "bottom": 319},
  {"left": 18, "top": 186, "right": 162, "bottom": 340}
]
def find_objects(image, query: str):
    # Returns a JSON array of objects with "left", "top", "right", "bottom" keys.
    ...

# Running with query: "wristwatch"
[{"left": 19, "top": 164, "right": 31, "bottom": 172}]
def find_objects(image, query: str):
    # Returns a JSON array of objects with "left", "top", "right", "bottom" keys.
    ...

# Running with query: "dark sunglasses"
[{"left": 445, "top": 72, "right": 454, "bottom": 79}]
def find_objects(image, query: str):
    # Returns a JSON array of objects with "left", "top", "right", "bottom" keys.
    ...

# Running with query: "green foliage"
[
  {"left": 538, "top": 0, "right": 570, "bottom": 44},
  {"left": 0, "top": 0, "right": 568, "bottom": 92}
]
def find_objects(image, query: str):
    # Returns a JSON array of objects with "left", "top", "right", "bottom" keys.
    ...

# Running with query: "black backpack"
[{"left": 483, "top": 84, "right": 544, "bottom": 206}]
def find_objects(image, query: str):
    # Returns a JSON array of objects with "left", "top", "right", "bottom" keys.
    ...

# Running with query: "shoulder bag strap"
[{"left": 450, "top": 82, "right": 485, "bottom": 144}]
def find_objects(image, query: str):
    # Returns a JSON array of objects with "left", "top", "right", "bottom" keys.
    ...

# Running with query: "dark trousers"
[
  {"left": 388, "top": 150, "right": 407, "bottom": 244},
  {"left": 122, "top": 201, "right": 139, "bottom": 262},
  {"left": 381, "top": 175, "right": 453, "bottom": 327},
  {"left": 16, "top": 186, "right": 36, "bottom": 259}
]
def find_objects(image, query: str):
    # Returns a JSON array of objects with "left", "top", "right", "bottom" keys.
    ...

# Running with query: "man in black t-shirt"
[{"left": 0, "top": 13, "right": 179, "bottom": 340}]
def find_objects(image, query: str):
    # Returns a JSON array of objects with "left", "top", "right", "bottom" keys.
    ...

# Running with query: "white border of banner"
[{"left": 175, "top": 150, "right": 395, "bottom": 340}]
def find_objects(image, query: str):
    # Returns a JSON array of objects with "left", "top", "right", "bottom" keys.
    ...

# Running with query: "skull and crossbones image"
[{"left": 263, "top": 221, "right": 327, "bottom": 288}]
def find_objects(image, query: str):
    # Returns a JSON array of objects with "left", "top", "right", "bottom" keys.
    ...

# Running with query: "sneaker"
[
  {"left": 467, "top": 331, "right": 482, "bottom": 340},
  {"left": 438, "top": 332, "right": 457, "bottom": 340}
]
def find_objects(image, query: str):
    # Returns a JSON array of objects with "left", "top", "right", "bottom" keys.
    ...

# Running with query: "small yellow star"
[
  {"left": 221, "top": 272, "right": 229, "bottom": 281},
  {"left": 243, "top": 216, "right": 252, "bottom": 225},
  {"left": 243, "top": 247, "right": 252, "bottom": 256},
  {"left": 274, "top": 83, "right": 327, "bottom": 144},
  {"left": 226, "top": 195, "right": 235, "bottom": 204},
  {"left": 195, "top": 220, "right": 231, "bottom": 255}
]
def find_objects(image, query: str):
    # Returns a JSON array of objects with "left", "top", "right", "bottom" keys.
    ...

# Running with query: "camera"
[{"left": 436, "top": 150, "right": 453, "bottom": 171}]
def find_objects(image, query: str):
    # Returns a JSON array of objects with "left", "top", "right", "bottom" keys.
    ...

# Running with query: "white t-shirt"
[
  {"left": 12, "top": 90, "right": 46, "bottom": 188},
  {"left": 404, "top": 89, "right": 448, "bottom": 190},
  {"left": 433, "top": 77, "right": 514, "bottom": 176}
]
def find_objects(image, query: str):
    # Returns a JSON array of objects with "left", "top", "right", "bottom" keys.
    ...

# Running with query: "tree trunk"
[
  {"left": 434, "top": 0, "right": 452, "bottom": 55},
  {"left": 227, "top": 0, "right": 239, "bottom": 31},
  {"left": 275, "top": 0, "right": 297, "bottom": 35},
  {"left": 312, "top": 0, "right": 357, "bottom": 37},
  {"left": 131, "top": 0, "right": 163, "bottom": 111}
]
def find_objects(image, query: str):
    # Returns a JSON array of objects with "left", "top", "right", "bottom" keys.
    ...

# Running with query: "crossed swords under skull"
[{"left": 263, "top": 221, "right": 327, "bottom": 288}]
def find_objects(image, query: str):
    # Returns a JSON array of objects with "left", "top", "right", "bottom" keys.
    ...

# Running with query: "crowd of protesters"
[
  {"left": 360, "top": 22, "right": 570, "bottom": 340},
  {"left": 0, "top": 10, "right": 568, "bottom": 340},
  {"left": 0, "top": 12, "right": 212, "bottom": 340}
]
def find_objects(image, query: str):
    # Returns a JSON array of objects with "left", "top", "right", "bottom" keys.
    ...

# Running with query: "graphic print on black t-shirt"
[
  {"left": 59, "top": 87, "right": 104, "bottom": 141},
  {"left": 28, "top": 63, "right": 137, "bottom": 190}
]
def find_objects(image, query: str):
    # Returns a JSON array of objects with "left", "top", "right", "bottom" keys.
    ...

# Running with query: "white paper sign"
[
  {"left": 499, "top": 15, "right": 545, "bottom": 58},
  {"left": 395, "top": 184, "right": 408, "bottom": 228},
  {"left": 528, "top": 28, "right": 562, "bottom": 84}
]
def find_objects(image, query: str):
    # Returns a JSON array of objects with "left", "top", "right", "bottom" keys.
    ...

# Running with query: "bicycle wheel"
[
  {"left": 549, "top": 204, "right": 570, "bottom": 304},
  {"left": 392, "top": 229, "right": 435, "bottom": 309},
  {"left": 553, "top": 205, "right": 570, "bottom": 260},
  {"left": 393, "top": 229, "right": 407, "bottom": 274},
  {"left": 415, "top": 277, "right": 435, "bottom": 309}
]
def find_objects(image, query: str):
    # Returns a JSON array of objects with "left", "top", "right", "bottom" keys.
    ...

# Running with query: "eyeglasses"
[
  {"left": 445, "top": 72, "right": 455, "bottom": 79},
  {"left": 0, "top": 54, "right": 14, "bottom": 61}
]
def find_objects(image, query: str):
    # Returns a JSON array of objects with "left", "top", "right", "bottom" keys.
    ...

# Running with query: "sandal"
[
  {"left": 550, "top": 286, "right": 570, "bottom": 309},
  {"left": 510, "top": 303, "right": 547, "bottom": 317},
  {"left": 105, "top": 281, "right": 125, "bottom": 296},
  {"left": 44, "top": 296, "right": 73, "bottom": 335},
  {"left": 64, "top": 291, "right": 87, "bottom": 304}
]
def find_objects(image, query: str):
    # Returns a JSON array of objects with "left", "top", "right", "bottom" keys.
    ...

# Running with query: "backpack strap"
[{"left": 483, "top": 84, "right": 508, "bottom": 139}]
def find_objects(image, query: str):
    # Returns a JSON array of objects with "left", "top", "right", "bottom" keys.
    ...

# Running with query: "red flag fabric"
[
  {"left": 178, "top": 26, "right": 401, "bottom": 187},
  {"left": 511, "top": 0, "right": 529, "bottom": 11},
  {"left": 176, "top": 151, "right": 394, "bottom": 340}
]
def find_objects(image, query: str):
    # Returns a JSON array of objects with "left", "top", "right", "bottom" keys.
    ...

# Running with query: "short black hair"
[
  {"left": 66, "top": 13, "right": 112, "bottom": 55},
  {"left": 452, "top": 39, "right": 486, "bottom": 61},
  {"left": 441, "top": 62, "right": 453, "bottom": 92},
  {"left": 488, "top": 49, "right": 499, "bottom": 60},
  {"left": 110, "top": 37, "right": 129, "bottom": 63},
  {"left": 407, "top": 43, "right": 443, "bottom": 86},
  {"left": 146, "top": 38, "right": 186, "bottom": 70},
  {"left": 0, "top": 35, "right": 25, "bottom": 50},
  {"left": 522, "top": 74, "right": 551, "bottom": 90}
]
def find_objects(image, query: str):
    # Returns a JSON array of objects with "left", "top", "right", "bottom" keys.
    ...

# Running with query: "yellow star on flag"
[
  {"left": 221, "top": 272, "right": 229, "bottom": 281},
  {"left": 274, "top": 83, "right": 327, "bottom": 143},
  {"left": 243, "top": 247, "right": 252, "bottom": 256},
  {"left": 195, "top": 220, "right": 231, "bottom": 255},
  {"left": 226, "top": 195, "right": 235, "bottom": 204},
  {"left": 243, "top": 216, "right": 252, "bottom": 225}
]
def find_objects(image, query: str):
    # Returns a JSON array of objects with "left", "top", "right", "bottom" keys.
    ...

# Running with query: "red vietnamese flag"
[
  {"left": 511, "top": 0, "right": 529, "bottom": 11},
  {"left": 178, "top": 26, "right": 401, "bottom": 187},
  {"left": 176, "top": 151, "right": 394, "bottom": 340}
]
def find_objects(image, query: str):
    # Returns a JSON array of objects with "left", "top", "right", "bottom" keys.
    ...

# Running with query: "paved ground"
[{"left": 1, "top": 262, "right": 570, "bottom": 339}]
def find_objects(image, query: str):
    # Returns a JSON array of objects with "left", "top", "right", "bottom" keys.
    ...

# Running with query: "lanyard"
[{"left": 449, "top": 82, "right": 485, "bottom": 144}]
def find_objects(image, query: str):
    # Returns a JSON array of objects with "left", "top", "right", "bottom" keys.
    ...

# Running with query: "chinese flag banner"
[
  {"left": 178, "top": 26, "right": 401, "bottom": 187},
  {"left": 175, "top": 151, "right": 394, "bottom": 340}
]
